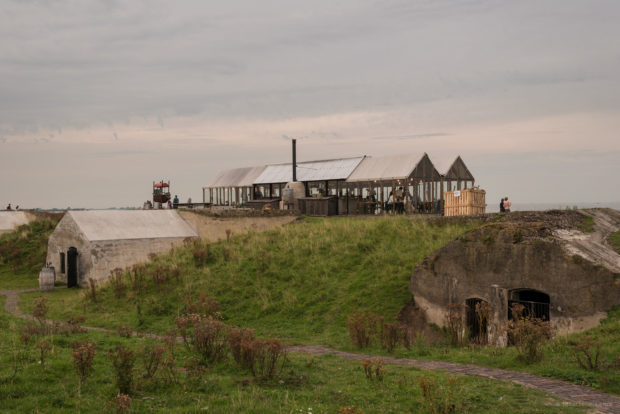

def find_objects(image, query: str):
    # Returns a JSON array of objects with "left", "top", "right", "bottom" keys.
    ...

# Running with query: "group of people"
[
  {"left": 144, "top": 195, "right": 182, "bottom": 210},
  {"left": 500, "top": 197, "right": 511, "bottom": 213},
  {"left": 5, "top": 203, "right": 19, "bottom": 211}
]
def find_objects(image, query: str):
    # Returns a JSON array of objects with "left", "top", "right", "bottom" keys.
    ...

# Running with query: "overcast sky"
[{"left": 1, "top": 0, "right": 619, "bottom": 209}]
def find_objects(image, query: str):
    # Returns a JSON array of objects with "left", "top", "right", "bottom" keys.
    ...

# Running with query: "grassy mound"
[
  {"left": 0, "top": 213, "right": 62, "bottom": 289},
  {"left": 21, "top": 217, "right": 475, "bottom": 345}
]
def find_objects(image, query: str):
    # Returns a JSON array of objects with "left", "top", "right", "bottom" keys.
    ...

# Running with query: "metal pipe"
[{"left": 292, "top": 139, "right": 297, "bottom": 182}]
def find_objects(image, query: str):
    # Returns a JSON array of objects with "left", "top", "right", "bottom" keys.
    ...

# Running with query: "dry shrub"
[
  {"left": 339, "top": 406, "right": 364, "bottom": 414},
  {"left": 175, "top": 314, "right": 228, "bottom": 363},
  {"left": 182, "top": 291, "right": 221, "bottom": 317},
  {"left": 109, "top": 268, "right": 126, "bottom": 298},
  {"left": 109, "top": 346, "right": 136, "bottom": 394},
  {"left": 192, "top": 242, "right": 214, "bottom": 267},
  {"left": 117, "top": 324, "right": 133, "bottom": 338},
  {"left": 572, "top": 335, "right": 603, "bottom": 371},
  {"left": 228, "top": 327, "right": 256, "bottom": 367},
  {"left": 241, "top": 338, "right": 287, "bottom": 378},
  {"left": 129, "top": 264, "right": 147, "bottom": 295},
  {"left": 141, "top": 344, "right": 166, "bottom": 380},
  {"left": 361, "top": 358, "right": 385, "bottom": 381},
  {"left": 36, "top": 339, "right": 52, "bottom": 365},
  {"left": 33, "top": 296, "right": 49, "bottom": 324},
  {"left": 184, "top": 356, "right": 206, "bottom": 380},
  {"left": 72, "top": 340, "right": 96, "bottom": 396},
  {"left": 380, "top": 322, "right": 402, "bottom": 353},
  {"left": 474, "top": 301, "right": 491, "bottom": 345},
  {"left": 444, "top": 304, "right": 465, "bottom": 347},
  {"left": 109, "top": 393, "right": 132, "bottom": 414},
  {"left": 83, "top": 279, "right": 98, "bottom": 304},
  {"left": 66, "top": 316, "right": 87, "bottom": 334},
  {"left": 347, "top": 312, "right": 378, "bottom": 348},
  {"left": 507, "top": 304, "right": 552, "bottom": 363},
  {"left": 160, "top": 333, "right": 179, "bottom": 384},
  {"left": 150, "top": 264, "right": 173, "bottom": 287},
  {"left": 225, "top": 228, "right": 232, "bottom": 242},
  {"left": 417, "top": 374, "right": 463, "bottom": 414}
]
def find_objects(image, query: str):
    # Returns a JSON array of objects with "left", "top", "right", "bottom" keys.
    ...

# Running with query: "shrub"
[
  {"left": 182, "top": 291, "right": 221, "bottom": 317},
  {"left": 109, "top": 393, "right": 132, "bottom": 414},
  {"left": 117, "top": 324, "right": 133, "bottom": 338},
  {"left": 572, "top": 336, "right": 602, "bottom": 371},
  {"left": 346, "top": 312, "right": 377, "bottom": 348},
  {"left": 380, "top": 322, "right": 401, "bottom": 353},
  {"left": 72, "top": 340, "right": 96, "bottom": 396},
  {"left": 474, "top": 301, "right": 490, "bottom": 345},
  {"left": 361, "top": 358, "right": 385, "bottom": 382},
  {"left": 241, "top": 338, "right": 287, "bottom": 378},
  {"left": 66, "top": 316, "right": 87, "bottom": 334},
  {"left": 109, "top": 268, "right": 126, "bottom": 298},
  {"left": 141, "top": 344, "right": 166, "bottom": 380},
  {"left": 338, "top": 406, "right": 364, "bottom": 414},
  {"left": 417, "top": 374, "right": 463, "bottom": 414},
  {"left": 228, "top": 326, "right": 256, "bottom": 367},
  {"left": 36, "top": 339, "right": 52, "bottom": 366},
  {"left": 507, "top": 304, "right": 552, "bottom": 363},
  {"left": 176, "top": 314, "right": 228, "bottom": 363},
  {"left": 109, "top": 346, "right": 136, "bottom": 395},
  {"left": 83, "top": 279, "right": 98, "bottom": 304},
  {"left": 129, "top": 264, "right": 147, "bottom": 295},
  {"left": 33, "top": 296, "right": 49, "bottom": 324},
  {"left": 444, "top": 304, "right": 465, "bottom": 347}
]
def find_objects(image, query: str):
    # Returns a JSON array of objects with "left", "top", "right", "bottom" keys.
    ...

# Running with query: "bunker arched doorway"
[
  {"left": 508, "top": 289, "right": 550, "bottom": 321},
  {"left": 67, "top": 247, "right": 78, "bottom": 288},
  {"left": 466, "top": 298, "right": 489, "bottom": 344}
]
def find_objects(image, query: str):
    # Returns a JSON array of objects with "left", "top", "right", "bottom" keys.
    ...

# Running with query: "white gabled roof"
[
  {"left": 67, "top": 210, "right": 198, "bottom": 241},
  {"left": 204, "top": 165, "right": 266, "bottom": 189},
  {"left": 253, "top": 157, "right": 364, "bottom": 185},
  {"left": 346, "top": 153, "right": 426, "bottom": 182},
  {"left": 0, "top": 211, "right": 31, "bottom": 232}
]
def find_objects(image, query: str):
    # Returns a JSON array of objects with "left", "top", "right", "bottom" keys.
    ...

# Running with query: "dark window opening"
[
  {"left": 59, "top": 252, "right": 65, "bottom": 274},
  {"left": 466, "top": 298, "right": 488, "bottom": 344},
  {"left": 508, "top": 289, "right": 550, "bottom": 321}
]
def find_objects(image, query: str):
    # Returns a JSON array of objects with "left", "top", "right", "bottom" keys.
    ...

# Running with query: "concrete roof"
[
  {"left": 0, "top": 211, "right": 31, "bottom": 232},
  {"left": 346, "top": 153, "right": 426, "bottom": 182},
  {"left": 67, "top": 210, "right": 198, "bottom": 241},
  {"left": 253, "top": 157, "right": 364, "bottom": 185},
  {"left": 204, "top": 165, "right": 266, "bottom": 188}
]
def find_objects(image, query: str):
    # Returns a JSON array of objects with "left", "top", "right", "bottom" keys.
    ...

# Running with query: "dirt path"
[{"left": 1, "top": 288, "right": 619, "bottom": 413}]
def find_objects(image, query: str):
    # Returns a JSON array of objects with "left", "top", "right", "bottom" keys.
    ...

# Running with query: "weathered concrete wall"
[
  {"left": 87, "top": 237, "right": 190, "bottom": 285},
  {"left": 46, "top": 213, "right": 90, "bottom": 284},
  {"left": 0, "top": 211, "right": 34, "bottom": 235},
  {"left": 178, "top": 210, "right": 297, "bottom": 242},
  {"left": 409, "top": 220, "right": 620, "bottom": 342}
]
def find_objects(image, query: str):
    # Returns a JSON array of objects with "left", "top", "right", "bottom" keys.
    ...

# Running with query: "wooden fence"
[{"left": 444, "top": 189, "right": 486, "bottom": 216}]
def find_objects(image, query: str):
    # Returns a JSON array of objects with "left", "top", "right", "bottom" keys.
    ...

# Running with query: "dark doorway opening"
[
  {"left": 466, "top": 298, "right": 489, "bottom": 344},
  {"left": 59, "top": 252, "right": 65, "bottom": 274},
  {"left": 508, "top": 289, "right": 550, "bottom": 320},
  {"left": 67, "top": 247, "right": 78, "bottom": 288}
]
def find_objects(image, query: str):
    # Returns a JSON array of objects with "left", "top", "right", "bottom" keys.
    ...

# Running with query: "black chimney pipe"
[{"left": 292, "top": 139, "right": 297, "bottom": 182}]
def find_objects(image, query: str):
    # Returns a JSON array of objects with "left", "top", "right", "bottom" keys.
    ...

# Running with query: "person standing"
[
  {"left": 504, "top": 197, "right": 511, "bottom": 212},
  {"left": 173, "top": 195, "right": 179, "bottom": 209},
  {"left": 500, "top": 198, "right": 505, "bottom": 213}
]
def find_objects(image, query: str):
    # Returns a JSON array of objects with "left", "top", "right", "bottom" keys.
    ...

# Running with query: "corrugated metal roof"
[
  {"left": 253, "top": 157, "right": 364, "bottom": 185},
  {"left": 68, "top": 210, "right": 198, "bottom": 241},
  {"left": 204, "top": 166, "right": 266, "bottom": 188},
  {"left": 346, "top": 153, "right": 426, "bottom": 182}
]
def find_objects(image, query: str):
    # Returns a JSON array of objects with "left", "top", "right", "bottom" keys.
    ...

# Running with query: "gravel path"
[{"left": 2, "top": 288, "right": 619, "bottom": 413}]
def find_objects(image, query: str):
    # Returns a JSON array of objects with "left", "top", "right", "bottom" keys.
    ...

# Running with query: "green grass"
[
  {"left": 0, "top": 213, "right": 61, "bottom": 289},
  {"left": 608, "top": 231, "right": 620, "bottom": 254},
  {"left": 580, "top": 215, "right": 595, "bottom": 233},
  {"left": 0, "top": 297, "right": 589, "bottom": 413},
  {"left": 20, "top": 217, "right": 476, "bottom": 346}
]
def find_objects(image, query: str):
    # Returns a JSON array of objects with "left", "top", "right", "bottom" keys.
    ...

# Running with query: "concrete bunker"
[
  {"left": 46, "top": 210, "right": 199, "bottom": 287},
  {"left": 408, "top": 210, "right": 620, "bottom": 345}
]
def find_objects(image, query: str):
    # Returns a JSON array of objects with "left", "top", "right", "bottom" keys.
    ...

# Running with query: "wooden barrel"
[{"left": 39, "top": 266, "right": 55, "bottom": 291}]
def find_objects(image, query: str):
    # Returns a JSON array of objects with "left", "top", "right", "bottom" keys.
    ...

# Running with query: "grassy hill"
[{"left": 21, "top": 216, "right": 476, "bottom": 345}]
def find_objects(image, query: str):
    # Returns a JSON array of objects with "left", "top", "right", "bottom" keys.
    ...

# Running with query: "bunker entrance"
[
  {"left": 67, "top": 247, "right": 78, "bottom": 288},
  {"left": 466, "top": 298, "right": 489, "bottom": 344},
  {"left": 508, "top": 289, "right": 550, "bottom": 321}
]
